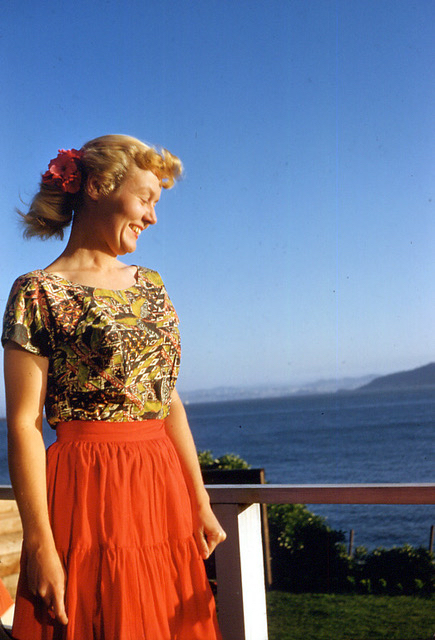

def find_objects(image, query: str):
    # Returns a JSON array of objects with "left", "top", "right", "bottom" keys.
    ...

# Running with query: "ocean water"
[
  {"left": 184, "top": 388, "right": 435, "bottom": 551},
  {"left": 0, "top": 388, "right": 434, "bottom": 550}
]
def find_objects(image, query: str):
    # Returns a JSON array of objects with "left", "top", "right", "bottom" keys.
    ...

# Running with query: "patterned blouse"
[{"left": 1, "top": 267, "right": 181, "bottom": 427}]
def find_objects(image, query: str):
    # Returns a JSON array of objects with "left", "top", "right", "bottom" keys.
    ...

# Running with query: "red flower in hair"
[{"left": 42, "top": 148, "right": 84, "bottom": 193}]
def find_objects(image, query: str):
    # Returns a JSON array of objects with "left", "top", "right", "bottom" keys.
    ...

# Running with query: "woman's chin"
[{"left": 118, "top": 242, "right": 137, "bottom": 256}]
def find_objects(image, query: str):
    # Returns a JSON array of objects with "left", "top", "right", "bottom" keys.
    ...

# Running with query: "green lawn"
[{"left": 267, "top": 591, "right": 435, "bottom": 640}]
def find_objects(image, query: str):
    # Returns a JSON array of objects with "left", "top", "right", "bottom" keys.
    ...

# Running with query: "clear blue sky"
[{"left": 1, "top": 0, "right": 434, "bottom": 395}]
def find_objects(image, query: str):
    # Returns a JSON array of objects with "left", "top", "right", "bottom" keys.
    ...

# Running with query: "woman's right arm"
[{"left": 4, "top": 342, "right": 68, "bottom": 625}]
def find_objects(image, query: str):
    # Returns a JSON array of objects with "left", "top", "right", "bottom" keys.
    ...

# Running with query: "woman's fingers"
[
  {"left": 205, "top": 527, "right": 227, "bottom": 556},
  {"left": 39, "top": 583, "right": 68, "bottom": 624},
  {"left": 26, "top": 548, "right": 68, "bottom": 625},
  {"left": 194, "top": 523, "right": 227, "bottom": 559},
  {"left": 194, "top": 529, "right": 211, "bottom": 559},
  {"left": 51, "top": 588, "right": 69, "bottom": 625},
  {"left": 193, "top": 503, "right": 227, "bottom": 558}
]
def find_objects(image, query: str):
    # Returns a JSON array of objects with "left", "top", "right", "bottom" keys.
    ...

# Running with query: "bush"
[
  {"left": 355, "top": 545, "right": 435, "bottom": 595},
  {"left": 268, "top": 503, "right": 349, "bottom": 592},
  {"left": 198, "top": 450, "right": 251, "bottom": 470}
]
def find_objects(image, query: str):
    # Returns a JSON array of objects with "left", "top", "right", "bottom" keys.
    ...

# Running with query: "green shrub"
[
  {"left": 356, "top": 545, "right": 435, "bottom": 595},
  {"left": 268, "top": 503, "right": 349, "bottom": 592},
  {"left": 198, "top": 450, "right": 251, "bottom": 470},
  {"left": 197, "top": 450, "right": 216, "bottom": 468}
]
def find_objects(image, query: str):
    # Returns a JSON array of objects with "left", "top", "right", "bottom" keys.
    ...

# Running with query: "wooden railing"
[{"left": 207, "top": 484, "right": 435, "bottom": 640}]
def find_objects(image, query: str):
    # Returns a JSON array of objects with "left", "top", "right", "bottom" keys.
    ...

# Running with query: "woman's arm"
[
  {"left": 4, "top": 342, "right": 68, "bottom": 625},
  {"left": 164, "top": 389, "right": 226, "bottom": 559}
]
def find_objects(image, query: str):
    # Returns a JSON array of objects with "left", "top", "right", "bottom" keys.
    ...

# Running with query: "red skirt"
[{"left": 12, "top": 420, "right": 222, "bottom": 640}]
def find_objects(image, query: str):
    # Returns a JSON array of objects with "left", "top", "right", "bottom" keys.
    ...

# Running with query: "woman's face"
[{"left": 90, "top": 166, "right": 162, "bottom": 256}]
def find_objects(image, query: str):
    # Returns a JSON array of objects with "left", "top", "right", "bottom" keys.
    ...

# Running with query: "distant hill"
[
  {"left": 179, "top": 374, "right": 377, "bottom": 404},
  {"left": 358, "top": 362, "right": 435, "bottom": 392}
]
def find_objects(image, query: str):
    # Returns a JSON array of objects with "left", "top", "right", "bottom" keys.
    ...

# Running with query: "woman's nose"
[{"left": 144, "top": 206, "right": 157, "bottom": 225}]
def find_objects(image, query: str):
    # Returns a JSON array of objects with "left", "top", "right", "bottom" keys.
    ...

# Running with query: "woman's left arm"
[{"left": 164, "top": 389, "right": 226, "bottom": 559}]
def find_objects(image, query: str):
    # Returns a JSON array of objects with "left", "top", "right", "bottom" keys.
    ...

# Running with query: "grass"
[{"left": 266, "top": 591, "right": 435, "bottom": 640}]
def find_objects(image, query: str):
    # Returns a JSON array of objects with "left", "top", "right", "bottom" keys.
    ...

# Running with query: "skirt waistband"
[{"left": 56, "top": 420, "right": 166, "bottom": 443}]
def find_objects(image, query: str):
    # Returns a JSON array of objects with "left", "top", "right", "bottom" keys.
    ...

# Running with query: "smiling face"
[{"left": 88, "top": 166, "right": 162, "bottom": 256}]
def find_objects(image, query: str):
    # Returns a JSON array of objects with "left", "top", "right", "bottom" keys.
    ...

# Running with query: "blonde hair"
[{"left": 21, "top": 134, "right": 183, "bottom": 240}]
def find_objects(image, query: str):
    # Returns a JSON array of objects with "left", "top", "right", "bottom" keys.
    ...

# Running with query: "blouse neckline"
[{"left": 35, "top": 265, "right": 141, "bottom": 293}]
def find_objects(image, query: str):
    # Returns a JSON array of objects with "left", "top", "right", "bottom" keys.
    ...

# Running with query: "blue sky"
[{"left": 1, "top": 0, "right": 434, "bottom": 395}]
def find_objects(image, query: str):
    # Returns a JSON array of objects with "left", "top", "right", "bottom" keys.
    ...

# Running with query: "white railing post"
[{"left": 213, "top": 503, "right": 268, "bottom": 640}]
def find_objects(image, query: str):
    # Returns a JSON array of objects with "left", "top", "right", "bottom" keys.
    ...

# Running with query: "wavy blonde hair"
[{"left": 21, "top": 134, "right": 183, "bottom": 240}]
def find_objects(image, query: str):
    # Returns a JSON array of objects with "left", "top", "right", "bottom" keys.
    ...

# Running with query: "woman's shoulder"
[
  {"left": 136, "top": 266, "right": 166, "bottom": 289},
  {"left": 3, "top": 270, "right": 54, "bottom": 356},
  {"left": 8, "top": 269, "right": 47, "bottom": 294}
]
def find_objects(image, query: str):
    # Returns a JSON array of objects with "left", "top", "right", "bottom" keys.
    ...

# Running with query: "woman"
[{"left": 2, "top": 135, "right": 225, "bottom": 640}]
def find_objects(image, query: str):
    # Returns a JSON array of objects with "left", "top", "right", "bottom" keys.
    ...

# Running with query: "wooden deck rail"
[{"left": 207, "top": 484, "right": 435, "bottom": 640}]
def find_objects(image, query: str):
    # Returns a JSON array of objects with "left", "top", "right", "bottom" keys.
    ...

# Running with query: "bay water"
[
  {"left": 0, "top": 388, "right": 433, "bottom": 550},
  {"left": 184, "top": 388, "right": 435, "bottom": 551}
]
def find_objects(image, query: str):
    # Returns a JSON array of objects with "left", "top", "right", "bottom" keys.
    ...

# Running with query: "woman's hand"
[
  {"left": 25, "top": 542, "right": 68, "bottom": 625},
  {"left": 164, "top": 389, "right": 226, "bottom": 558},
  {"left": 193, "top": 502, "right": 227, "bottom": 560}
]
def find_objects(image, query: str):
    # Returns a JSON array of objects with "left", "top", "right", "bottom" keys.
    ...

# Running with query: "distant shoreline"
[
  {"left": 182, "top": 384, "right": 435, "bottom": 406},
  {"left": 180, "top": 362, "right": 435, "bottom": 405}
]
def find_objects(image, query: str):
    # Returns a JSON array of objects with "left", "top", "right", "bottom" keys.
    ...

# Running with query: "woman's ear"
[{"left": 86, "top": 175, "right": 102, "bottom": 201}]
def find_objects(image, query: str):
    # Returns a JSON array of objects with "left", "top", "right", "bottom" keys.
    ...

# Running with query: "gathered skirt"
[{"left": 12, "top": 420, "right": 222, "bottom": 640}]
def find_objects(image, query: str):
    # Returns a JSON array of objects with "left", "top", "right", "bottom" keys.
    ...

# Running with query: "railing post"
[{"left": 213, "top": 503, "right": 268, "bottom": 640}]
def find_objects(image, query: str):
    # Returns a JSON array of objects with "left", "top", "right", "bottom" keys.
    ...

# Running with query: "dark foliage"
[
  {"left": 268, "top": 503, "right": 349, "bottom": 592},
  {"left": 352, "top": 545, "right": 435, "bottom": 595}
]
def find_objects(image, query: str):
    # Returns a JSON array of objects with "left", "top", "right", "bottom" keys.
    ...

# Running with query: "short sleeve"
[{"left": 2, "top": 275, "right": 51, "bottom": 357}]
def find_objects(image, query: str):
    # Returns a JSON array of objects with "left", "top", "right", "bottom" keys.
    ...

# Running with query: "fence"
[{"left": 207, "top": 483, "right": 435, "bottom": 640}]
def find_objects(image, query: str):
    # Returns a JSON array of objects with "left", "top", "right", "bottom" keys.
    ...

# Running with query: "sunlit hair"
[{"left": 20, "top": 134, "right": 183, "bottom": 240}]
